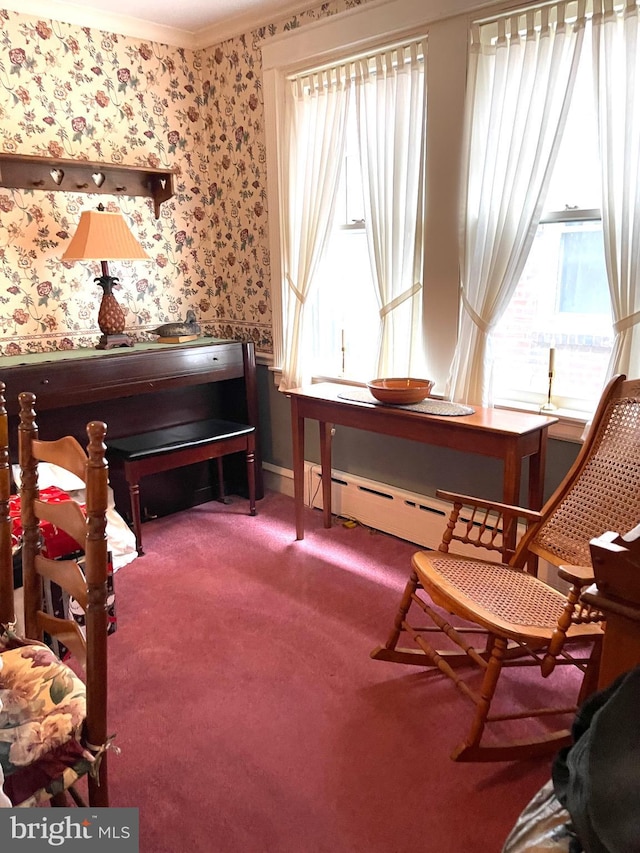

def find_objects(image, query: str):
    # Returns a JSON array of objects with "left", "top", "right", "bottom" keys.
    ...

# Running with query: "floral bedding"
[{"left": 0, "top": 633, "right": 94, "bottom": 806}]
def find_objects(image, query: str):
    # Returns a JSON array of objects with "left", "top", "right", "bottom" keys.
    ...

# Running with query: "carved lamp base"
[
  {"left": 96, "top": 332, "right": 134, "bottom": 350},
  {"left": 95, "top": 275, "right": 133, "bottom": 350}
]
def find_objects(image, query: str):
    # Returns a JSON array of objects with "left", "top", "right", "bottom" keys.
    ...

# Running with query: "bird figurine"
[{"left": 151, "top": 310, "right": 201, "bottom": 339}]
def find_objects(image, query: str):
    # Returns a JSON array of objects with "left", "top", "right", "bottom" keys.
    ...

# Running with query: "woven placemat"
[{"left": 337, "top": 389, "right": 475, "bottom": 416}]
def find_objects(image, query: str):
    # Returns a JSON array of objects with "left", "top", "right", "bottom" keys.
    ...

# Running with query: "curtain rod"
[
  {"left": 286, "top": 34, "right": 426, "bottom": 81},
  {"left": 473, "top": 0, "right": 589, "bottom": 25}
]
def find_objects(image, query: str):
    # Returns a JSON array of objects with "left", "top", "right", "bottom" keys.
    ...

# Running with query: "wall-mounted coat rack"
[{"left": 0, "top": 153, "right": 175, "bottom": 219}]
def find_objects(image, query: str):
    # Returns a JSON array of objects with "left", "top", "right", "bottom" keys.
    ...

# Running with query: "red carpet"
[{"left": 107, "top": 491, "right": 556, "bottom": 852}]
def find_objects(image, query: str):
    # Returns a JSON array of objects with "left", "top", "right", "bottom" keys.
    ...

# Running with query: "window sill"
[
  {"left": 494, "top": 399, "right": 588, "bottom": 443},
  {"left": 268, "top": 366, "right": 369, "bottom": 390}
]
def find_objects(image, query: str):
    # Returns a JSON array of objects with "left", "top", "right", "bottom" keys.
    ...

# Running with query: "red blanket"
[
  {"left": 10, "top": 486, "right": 84, "bottom": 559},
  {"left": 9, "top": 486, "right": 117, "bottom": 660}
]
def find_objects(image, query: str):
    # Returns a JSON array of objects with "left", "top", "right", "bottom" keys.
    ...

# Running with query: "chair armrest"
[
  {"left": 435, "top": 489, "right": 543, "bottom": 523},
  {"left": 557, "top": 564, "right": 596, "bottom": 587},
  {"left": 435, "top": 490, "right": 543, "bottom": 562},
  {"left": 557, "top": 566, "right": 603, "bottom": 629}
]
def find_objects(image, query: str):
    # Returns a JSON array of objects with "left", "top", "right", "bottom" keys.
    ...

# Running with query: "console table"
[
  {"left": 288, "top": 382, "right": 557, "bottom": 540},
  {"left": 1, "top": 337, "right": 263, "bottom": 521}
]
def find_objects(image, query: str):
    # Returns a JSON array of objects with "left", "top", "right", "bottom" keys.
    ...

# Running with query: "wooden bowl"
[{"left": 367, "top": 377, "right": 434, "bottom": 405}]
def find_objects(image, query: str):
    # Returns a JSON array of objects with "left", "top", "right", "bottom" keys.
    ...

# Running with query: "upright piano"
[{"left": 1, "top": 337, "right": 263, "bottom": 523}]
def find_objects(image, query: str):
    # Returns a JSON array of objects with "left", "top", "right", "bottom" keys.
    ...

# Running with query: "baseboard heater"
[
  {"left": 262, "top": 460, "right": 561, "bottom": 586},
  {"left": 303, "top": 462, "right": 492, "bottom": 558}
]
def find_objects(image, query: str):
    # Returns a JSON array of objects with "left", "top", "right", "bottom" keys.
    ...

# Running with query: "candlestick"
[{"left": 540, "top": 347, "right": 556, "bottom": 412}]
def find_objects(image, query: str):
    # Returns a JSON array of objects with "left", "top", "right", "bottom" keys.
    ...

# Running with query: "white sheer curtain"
[
  {"left": 450, "top": 2, "right": 586, "bottom": 406},
  {"left": 278, "top": 68, "right": 351, "bottom": 391},
  {"left": 355, "top": 40, "right": 427, "bottom": 377},
  {"left": 593, "top": 0, "right": 640, "bottom": 381}
]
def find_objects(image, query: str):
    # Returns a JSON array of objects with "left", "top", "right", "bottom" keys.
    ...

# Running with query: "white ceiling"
[{"left": 3, "top": 0, "right": 318, "bottom": 47}]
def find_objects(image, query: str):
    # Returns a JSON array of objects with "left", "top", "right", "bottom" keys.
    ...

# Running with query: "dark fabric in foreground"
[{"left": 552, "top": 666, "right": 640, "bottom": 853}]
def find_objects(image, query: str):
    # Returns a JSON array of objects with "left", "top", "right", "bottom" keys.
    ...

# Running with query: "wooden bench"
[{"left": 107, "top": 418, "right": 257, "bottom": 555}]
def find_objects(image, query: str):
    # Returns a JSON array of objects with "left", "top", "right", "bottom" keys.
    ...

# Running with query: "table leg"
[
  {"left": 527, "top": 427, "right": 548, "bottom": 511},
  {"left": 291, "top": 397, "right": 305, "bottom": 540},
  {"left": 502, "top": 446, "right": 522, "bottom": 557},
  {"left": 502, "top": 445, "right": 522, "bottom": 508},
  {"left": 246, "top": 433, "right": 257, "bottom": 517},
  {"left": 319, "top": 421, "right": 333, "bottom": 528}
]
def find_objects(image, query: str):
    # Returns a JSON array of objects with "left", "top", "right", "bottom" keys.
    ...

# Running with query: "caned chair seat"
[{"left": 414, "top": 553, "right": 604, "bottom": 642}]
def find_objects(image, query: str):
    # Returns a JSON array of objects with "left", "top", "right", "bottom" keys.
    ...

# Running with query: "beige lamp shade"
[
  {"left": 61, "top": 209, "right": 150, "bottom": 261},
  {"left": 61, "top": 206, "right": 148, "bottom": 350}
]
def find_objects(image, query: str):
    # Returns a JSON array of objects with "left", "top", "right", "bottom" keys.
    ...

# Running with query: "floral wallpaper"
[{"left": 0, "top": 0, "right": 371, "bottom": 356}]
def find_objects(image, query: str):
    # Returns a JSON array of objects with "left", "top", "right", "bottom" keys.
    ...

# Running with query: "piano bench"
[{"left": 107, "top": 418, "right": 257, "bottom": 555}]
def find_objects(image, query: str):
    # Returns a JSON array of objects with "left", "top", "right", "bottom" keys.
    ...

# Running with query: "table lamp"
[{"left": 61, "top": 203, "right": 150, "bottom": 350}]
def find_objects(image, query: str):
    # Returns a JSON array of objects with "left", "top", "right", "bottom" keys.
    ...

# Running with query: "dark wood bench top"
[{"left": 107, "top": 419, "right": 255, "bottom": 461}]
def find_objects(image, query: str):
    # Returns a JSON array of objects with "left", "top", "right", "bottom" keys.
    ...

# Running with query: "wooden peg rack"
[{"left": 0, "top": 153, "right": 175, "bottom": 218}]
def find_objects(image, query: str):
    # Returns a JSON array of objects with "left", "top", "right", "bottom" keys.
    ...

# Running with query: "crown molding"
[
  {"left": 1, "top": 0, "right": 194, "bottom": 47},
  {"left": 192, "top": 0, "right": 320, "bottom": 47},
  {"left": 2, "top": 0, "right": 324, "bottom": 49}
]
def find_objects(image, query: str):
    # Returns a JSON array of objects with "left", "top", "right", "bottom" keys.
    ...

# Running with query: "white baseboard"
[{"left": 262, "top": 461, "right": 296, "bottom": 498}]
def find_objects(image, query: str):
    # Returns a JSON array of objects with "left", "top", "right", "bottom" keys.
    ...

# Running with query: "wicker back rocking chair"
[{"left": 372, "top": 374, "right": 640, "bottom": 762}]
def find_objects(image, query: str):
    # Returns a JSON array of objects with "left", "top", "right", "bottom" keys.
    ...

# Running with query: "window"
[
  {"left": 492, "top": 217, "right": 612, "bottom": 411},
  {"left": 558, "top": 226, "right": 609, "bottom": 315},
  {"left": 305, "top": 107, "right": 379, "bottom": 381},
  {"left": 275, "top": 42, "right": 426, "bottom": 390},
  {"left": 491, "top": 18, "right": 613, "bottom": 414}
]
